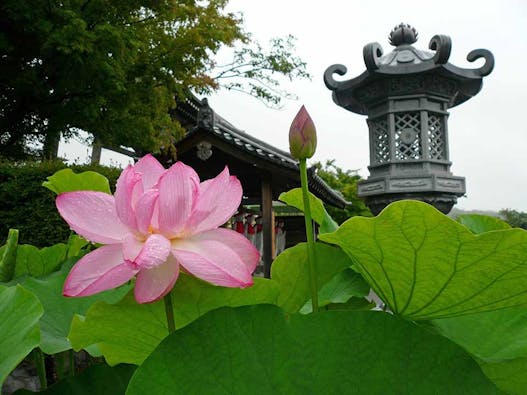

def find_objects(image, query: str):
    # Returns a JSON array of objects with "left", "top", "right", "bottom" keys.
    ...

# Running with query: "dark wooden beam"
[{"left": 261, "top": 178, "right": 274, "bottom": 278}]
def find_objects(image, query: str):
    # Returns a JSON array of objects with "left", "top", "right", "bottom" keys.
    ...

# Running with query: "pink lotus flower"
[{"left": 56, "top": 155, "right": 259, "bottom": 303}]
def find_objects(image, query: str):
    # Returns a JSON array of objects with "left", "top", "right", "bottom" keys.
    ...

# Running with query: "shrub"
[{"left": 0, "top": 160, "right": 121, "bottom": 247}]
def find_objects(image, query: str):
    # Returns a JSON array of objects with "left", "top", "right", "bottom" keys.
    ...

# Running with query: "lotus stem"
[
  {"left": 299, "top": 159, "right": 319, "bottom": 313},
  {"left": 164, "top": 292, "right": 176, "bottom": 334},
  {"left": 34, "top": 348, "right": 47, "bottom": 390}
]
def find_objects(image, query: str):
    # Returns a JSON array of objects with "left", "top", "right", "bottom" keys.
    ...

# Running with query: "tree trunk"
[
  {"left": 42, "top": 131, "right": 60, "bottom": 160},
  {"left": 91, "top": 139, "right": 102, "bottom": 165}
]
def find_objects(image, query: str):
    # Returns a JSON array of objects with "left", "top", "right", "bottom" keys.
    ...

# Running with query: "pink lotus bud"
[{"left": 289, "top": 105, "right": 317, "bottom": 160}]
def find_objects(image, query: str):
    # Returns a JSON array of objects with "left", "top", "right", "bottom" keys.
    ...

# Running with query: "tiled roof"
[{"left": 176, "top": 95, "right": 348, "bottom": 209}]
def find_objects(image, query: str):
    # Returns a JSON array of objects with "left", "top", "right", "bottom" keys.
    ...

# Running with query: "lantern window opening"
[
  {"left": 394, "top": 112, "right": 422, "bottom": 161},
  {"left": 427, "top": 113, "right": 446, "bottom": 160},
  {"left": 368, "top": 117, "right": 390, "bottom": 165}
]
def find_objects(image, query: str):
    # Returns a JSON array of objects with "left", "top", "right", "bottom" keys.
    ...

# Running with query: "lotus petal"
[
  {"left": 56, "top": 191, "right": 129, "bottom": 244},
  {"left": 188, "top": 167, "right": 242, "bottom": 234},
  {"left": 173, "top": 233, "right": 254, "bottom": 288},
  {"left": 63, "top": 244, "right": 136, "bottom": 297},
  {"left": 135, "top": 255, "right": 179, "bottom": 303},
  {"left": 133, "top": 154, "right": 165, "bottom": 190},
  {"left": 158, "top": 163, "right": 199, "bottom": 236}
]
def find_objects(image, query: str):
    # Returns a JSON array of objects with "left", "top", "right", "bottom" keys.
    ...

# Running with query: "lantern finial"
[{"left": 389, "top": 23, "right": 418, "bottom": 46}]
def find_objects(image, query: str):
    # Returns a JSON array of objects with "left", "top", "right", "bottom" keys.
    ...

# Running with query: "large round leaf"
[
  {"left": 0, "top": 285, "right": 43, "bottom": 385},
  {"left": 320, "top": 200, "right": 527, "bottom": 320},
  {"left": 21, "top": 271, "right": 131, "bottom": 354},
  {"left": 271, "top": 242, "right": 354, "bottom": 313},
  {"left": 127, "top": 305, "right": 497, "bottom": 394}
]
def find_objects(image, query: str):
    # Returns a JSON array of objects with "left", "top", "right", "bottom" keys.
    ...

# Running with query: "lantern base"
[{"left": 364, "top": 192, "right": 460, "bottom": 216}]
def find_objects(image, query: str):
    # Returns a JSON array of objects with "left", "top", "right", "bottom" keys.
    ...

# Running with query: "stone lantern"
[{"left": 324, "top": 23, "right": 494, "bottom": 214}]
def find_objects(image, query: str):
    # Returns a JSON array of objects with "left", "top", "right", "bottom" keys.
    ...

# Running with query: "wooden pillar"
[{"left": 262, "top": 178, "right": 275, "bottom": 278}]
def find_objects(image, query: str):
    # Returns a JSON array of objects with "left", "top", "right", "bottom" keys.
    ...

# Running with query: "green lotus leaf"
[
  {"left": 322, "top": 297, "right": 377, "bottom": 311},
  {"left": 8, "top": 243, "right": 68, "bottom": 280},
  {"left": 433, "top": 306, "right": 527, "bottom": 363},
  {"left": 0, "top": 285, "right": 43, "bottom": 385},
  {"left": 21, "top": 271, "right": 130, "bottom": 354},
  {"left": 271, "top": 242, "right": 354, "bottom": 313},
  {"left": 320, "top": 200, "right": 527, "bottom": 320},
  {"left": 300, "top": 268, "right": 370, "bottom": 314},
  {"left": 43, "top": 168, "right": 111, "bottom": 195},
  {"left": 480, "top": 358, "right": 527, "bottom": 395},
  {"left": 65, "top": 235, "right": 89, "bottom": 258},
  {"left": 0, "top": 229, "right": 18, "bottom": 282},
  {"left": 279, "top": 188, "right": 338, "bottom": 233},
  {"left": 457, "top": 214, "right": 511, "bottom": 234},
  {"left": 127, "top": 305, "right": 497, "bottom": 394}
]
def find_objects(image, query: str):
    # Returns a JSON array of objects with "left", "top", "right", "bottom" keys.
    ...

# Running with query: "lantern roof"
[{"left": 324, "top": 23, "right": 494, "bottom": 115}]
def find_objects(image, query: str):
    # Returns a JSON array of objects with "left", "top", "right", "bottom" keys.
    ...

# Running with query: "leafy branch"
[{"left": 212, "top": 35, "right": 311, "bottom": 108}]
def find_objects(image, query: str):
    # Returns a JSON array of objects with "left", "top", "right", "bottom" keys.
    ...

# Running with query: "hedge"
[{"left": 0, "top": 161, "right": 122, "bottom": 247}]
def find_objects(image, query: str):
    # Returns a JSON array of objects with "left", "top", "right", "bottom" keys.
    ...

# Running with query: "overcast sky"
[
  {"left": 206, "top": 0, "right": 527, "bottom": 212},
  {"left": 61, "top": 0, "right": 527, "bottom": 212}
]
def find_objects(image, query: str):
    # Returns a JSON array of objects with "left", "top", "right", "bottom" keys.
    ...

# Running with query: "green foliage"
[
  {"left": 126, "top": 305, "right": 497, "bottom": 394},
  {"left": 2, "top": 172, "right": 527, "bottom": 393},
  {"left": 499, "top": 208, "right": 527, "bottom": 230},
  {"left": 68, "top": 275, "right": 279, "bottom": 365},
  {"left": 13, "top": 244, "right": 66, "bottom": 279},
  {"left": 213, "top": 35, "right": 310, "bottom": 107},
  {"left": 67, "top": 243, "right": 359, "bottom": 365},
  {"left": 0, "top": 236, "right": 88, "bottom": 280},
  {"left": 320, "top": 200, "right": 527, "bottom": 320},
  {"left": 312, "top": 160, "right": 372, "bottom": 223},
  {"left": 457, "top": 214, "right": 511, "bottom": 234},
  {"left": 0, "top": 285, "right": 43, "bottom": 386},
  {"left": 69, "top": 241, "right": 363, "bottom": 366},
  {"left": 0, "top": 1, "right": 309, "bottom": 159},
  {"left": 0, "top": 160, "right": 120, "bottom": 247},
  {"left": 68, "top": 294, "right": 168, "bottom": 366}
]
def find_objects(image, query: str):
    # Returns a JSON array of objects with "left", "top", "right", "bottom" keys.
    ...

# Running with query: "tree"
[
  {"left": 499, "top": 209, "right": 527, "bottom": 229},
  {"left": 313, "top": 160, "right": 372, "bottom": 224},
  {"left": 0, "top": 1, "right": 309, "bottom": 159}
]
